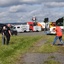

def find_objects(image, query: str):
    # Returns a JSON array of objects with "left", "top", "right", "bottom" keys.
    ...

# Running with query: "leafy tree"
[{"left": 44, "top": 18, "right": 49, "bottom": 23}]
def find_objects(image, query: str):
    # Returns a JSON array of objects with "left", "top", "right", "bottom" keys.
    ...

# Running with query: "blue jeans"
[{"left": 53, "top": 36, "right": 63, "bottom": 45}]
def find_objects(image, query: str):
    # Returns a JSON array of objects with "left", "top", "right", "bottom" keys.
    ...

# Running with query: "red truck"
[
  {"left": 27, "top": 21, "right": 41, "bottom": 32},
  {"left": 27, "top": 22, "right": 34, "bottom": 31}
]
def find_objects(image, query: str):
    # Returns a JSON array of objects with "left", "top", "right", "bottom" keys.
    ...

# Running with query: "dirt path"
[
  {"left": 16, "top": 39, "right": 64, "bottom": 64},
  {"left": 18, "top": 53, "right": 64, "bottom": 64}
]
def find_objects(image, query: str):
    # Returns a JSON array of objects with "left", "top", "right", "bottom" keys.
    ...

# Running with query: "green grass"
[
  {"left": 43, "top": 55, "right": 61, "bottom": 64},
  {"left": 48, "top": 56, "right": 55, "bottom": 59},
  {"left": 37, "top": 34, "right": 64, "bottom": 53},
  {"left": 0, "top": 34, "right": 64, "bottom": 64},
  {"left": 44, "top": 60, "right": 60, "bottom": 64},
  {"left": 0, "top": 35, "right": 43, "bottom": 64},
  {"left": 38, "top": 42, "right": 59, "bottom": 53},
  {"left": 35, "top": 35, "right": 59, "bottom": 53}
]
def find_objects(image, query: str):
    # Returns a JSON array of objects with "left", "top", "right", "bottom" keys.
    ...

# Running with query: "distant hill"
[{"left": 2, "top": 22, "right": 27, "bottom": 25}]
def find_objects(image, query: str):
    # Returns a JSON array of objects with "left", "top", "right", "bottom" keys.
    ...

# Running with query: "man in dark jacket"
[{"left": 2, "top": 24, "right": 11, "bottom": 45}]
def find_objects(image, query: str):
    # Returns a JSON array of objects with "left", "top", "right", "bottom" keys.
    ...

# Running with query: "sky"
[{"left": 0, "top": 0, "right": 64, "bottom": 23}]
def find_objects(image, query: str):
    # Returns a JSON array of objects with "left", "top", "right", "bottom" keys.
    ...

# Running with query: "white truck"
[
  {"left": 13, "top": 24, "right": 30, "bottom": 32},
  {"left": 46, "top": 22, "right": 56, "bottom": 35},
  {"left": 46, "top": 27, "right": 56, "bottom": 35},
  {"left": 33, "top": 26, "right": 41, "bottom": 32}
]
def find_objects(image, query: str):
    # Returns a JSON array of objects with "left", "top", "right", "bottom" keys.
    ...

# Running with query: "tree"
[
  {"left": 44, "top": 18, "right": 49, "bottom": 23},
  {"left": 44, "top": 18, "right": 49, "bottom": 31},
  {"left": 56, "top": 17, "right": 63, "bottom": 26}
]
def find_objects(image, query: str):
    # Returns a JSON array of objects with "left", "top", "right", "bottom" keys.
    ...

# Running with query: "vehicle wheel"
[{"left": 15, "top": 32, "right": 17, "bottom": 35}]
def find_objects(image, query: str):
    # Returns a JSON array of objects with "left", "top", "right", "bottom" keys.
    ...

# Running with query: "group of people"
[
  {"left": 2, "top": 24, "right": 11, "bottom": 45},
  {"left": 1, "top": 23, "right": 64, "bottom": 45}
]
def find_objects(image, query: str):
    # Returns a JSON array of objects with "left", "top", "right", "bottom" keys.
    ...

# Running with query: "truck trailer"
[{"left": 27, "top": 21, "right": 41, "bottom": 32}]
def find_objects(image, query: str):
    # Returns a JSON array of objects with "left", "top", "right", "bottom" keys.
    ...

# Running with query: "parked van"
[{"left": 13, "top": 25, "right": 29, "bottom": 32}]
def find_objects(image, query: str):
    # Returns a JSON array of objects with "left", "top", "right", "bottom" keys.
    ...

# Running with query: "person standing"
[
  {"left": 2, "top": 26, "right": 6, "bottom": 45},
  {"left": 2, "top": 24, "right": 11, "bottom": 45},
  {"left": 52, "top": 25, "right": 64, "bottom": 45},
  {"left": 6, "top": 24, "right": 11, "bottom": 45}
]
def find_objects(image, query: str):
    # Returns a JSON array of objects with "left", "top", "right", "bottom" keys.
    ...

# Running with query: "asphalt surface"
[{"left": 17, "top": 31, "right": 45, "bottom": 36}]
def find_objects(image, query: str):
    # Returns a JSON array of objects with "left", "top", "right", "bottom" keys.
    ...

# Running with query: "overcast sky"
[{"left": 0, "top": 0, "right": 64, "bottom": 23}]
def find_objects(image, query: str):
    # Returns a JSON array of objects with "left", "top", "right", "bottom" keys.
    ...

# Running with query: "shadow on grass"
[{"left": 54, "top": 44, "right": 64, "bottom": 46}]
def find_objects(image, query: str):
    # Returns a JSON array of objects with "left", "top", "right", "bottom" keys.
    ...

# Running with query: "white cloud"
[
  {"left": 20, "top": 0, "right": 37, "bottom": 2},
  {"left": 9, "top": 5, "right": 22, "bottom": 12},
  {"left": 0, "top": 1, "right": 64, "bottom": 23},
  {"left": 0, "top": 11, "right": 9, "bottom": 18},
  {"left": 45, "top": 2, "right": 64, "bottom": 7},
  {"left": 0, "top": 0, "right": 64, "bottom": 7},
  {"left": 9, "top": 4, "right": 28, "bottom": 13}
]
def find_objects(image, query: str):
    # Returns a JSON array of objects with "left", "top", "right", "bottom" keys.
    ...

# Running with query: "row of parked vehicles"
[
  {"left": 0, "top": 17, "right": 64, "bottom": 35},
  {"left": 11, "top": 22, "right": 57, "bottom": 35},
  {"left": 12, "top": 21, "right": 44, "bottom": 33},
  {"left": 0, "top": 22, "right": 58, "bottom": 35}
]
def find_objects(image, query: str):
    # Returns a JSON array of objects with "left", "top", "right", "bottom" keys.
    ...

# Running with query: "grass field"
[
  {"left": 0, "top": 34, "right": 64, "bottom": 64},
  {"left": 0, "top": 34, "right": 43, "bottom": 64}
]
